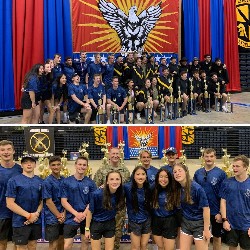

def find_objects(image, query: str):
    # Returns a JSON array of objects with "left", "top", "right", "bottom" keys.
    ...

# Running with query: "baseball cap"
[
  {"left": 21, "top": 155, "right": 36, "bottom": 163},
  {"left": 72, "top": 73, "right": 79, "bottom": 77},
  {"left": 165, "top": 147, "right": 177, "bottom": 154}
]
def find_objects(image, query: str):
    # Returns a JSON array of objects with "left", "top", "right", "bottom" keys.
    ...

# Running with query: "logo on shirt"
[
  {"left": 118, "top": 93, "right": 121, "bottom": 97},
  {"left": 83, "top": 186, "right": 89, "bottom": 194},
  {"left": 245, "top": 189, "right": 250, "bottom": 198},
  {"left": 150, "top": 175, "right": 155, "bottom": 182},
  {"left": 211, "top": 177, "right": 218, "bottom": 186}
]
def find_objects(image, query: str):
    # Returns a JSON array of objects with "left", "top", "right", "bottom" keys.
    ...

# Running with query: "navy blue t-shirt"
[
  {"left": 124, "top": 182, "right": 150, "bottom": 223},
  {"left": 43, "top": 174, "right": 65, "bottom": 225},
  {"left": 219, "top": 177, "right": 250, "bottom": 231},
  {"left": 87, "top": 63, "right": 103, "bottom": 87},
  {"left": 0, "top": 164, "right": 22, "bottom": 219},
  {"left": 88, "top": 84, "right": 106, "bottom": 106},
  {"left": 107, "top": 86, "right": 127, "bottom": 107},
  {"left": 60, "top": 175, "right": 97, "bottom": 225},
  {"left": 145, "top": 166, "right": 158, "bottom": 186},
  {"left": 161, "top": 164, "right": 173, "bottom": 174},
  {"left": 103, "top": 63, "right": 114, "bottom": 89},
  {"left": 89, "top": 188, "right": 116, "bottom": 222},
  {"left": 6, "top": 174, "right": 43, "bottom": 227},
  {"left": 193, "top": 167, "right": 227, "bottom": 215},
  {"left": 24, "top": 76, "right": 40, "bottom": 93},
  {"left": 180, "top": 181, "right": 209, "bottom": 221}
]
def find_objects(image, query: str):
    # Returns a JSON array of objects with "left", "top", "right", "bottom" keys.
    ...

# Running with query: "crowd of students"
[
  {"left": 0, "top": 140, "right": 249, "bottom": 250},
  {"left": 20, "top": 52, "right": 230, "bottom": 124}
]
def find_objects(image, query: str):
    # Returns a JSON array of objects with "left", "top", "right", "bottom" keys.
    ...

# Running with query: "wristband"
[
  {"left": 85, "top": 227, "right": 90, "bottom": 231},
  {"left": 26, "top": 213, "right": 32, "bottom": 220},
  {"left": 222, "top": 218, "right": 228, "bottom": 222}
]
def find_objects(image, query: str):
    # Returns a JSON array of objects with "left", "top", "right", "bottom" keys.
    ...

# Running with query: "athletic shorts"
[
  {"left": 21, "top": 92, "right": 39, "bottom": 109},
  {"left": 90, "top": 219, "right": 115, "bottom": 240},
  {"left": 68, "top": 106, "right": 81, "bottom": 122},
  {"left": 224, "top": 229, "right": 250, "bottom": 249},
  {"left": 12, "top": 224, "right": 42, "bottom": 245},
  {"left": 128, "top": 217, "right": 151, "bottom": 236},
  {"left": 0, "top": 218, "right": 12, "bottom": 241},
  {"left": 90, "top": 106, "right": 98, "bottom": 122},
  {"left": 181, "top": 217, "right": 204, "bottom": 240},
  {"left": 63, "top": 222, "right": 86, "bottom": 239},
  {"left": 45, "top": 223, "right": 64, "bottom": 242},
  {"left": 151, "top": 215, "right": 178, "bottom": 239},
  {"left": 210, "top": 215, "right": 223, "bottom": 238}
]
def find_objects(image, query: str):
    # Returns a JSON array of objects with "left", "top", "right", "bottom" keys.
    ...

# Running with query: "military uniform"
[{"left": 93, "top": 164, "right": 130, "bottom": 250}]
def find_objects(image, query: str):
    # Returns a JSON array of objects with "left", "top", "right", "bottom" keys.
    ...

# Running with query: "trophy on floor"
[
  {"left": 101, "top": 142, "right": 111, "bottom": 167},
  {"left": 96, "top": 96, "right": 106, "bottom": 124},
  {"left": 177, "top": 86, "right": 183, "bottom": 118},
  {"left": 159, "top": 94, "right": 165, "bottom": 122},
  {"left": 126, "top": 94, "right": 135, "bottom": 124},
  {"left": 199, "top": 147, "right": 205, "bottom": 167},
  {"left": 118, "top": 141, "right": 125, "bottom": 167},
  {"left": 61, "top": 149, "right": 70, "bottom": 177},
  {"left": 79, "top": 142, "right": 92, "bottom": 178},
  {"left": 189, "top": 77, "right": 196, "bottom": 115},
  {"left": 225, "top": 92, "right": 233, "bottom": 113},
  {"left": 179, "top": 149, "right": 187, "bottom": 164},
  {"left": 203, "top": 80, "right": 210, "bottom": 112},
  {"left": 221, "top": 148, "right": 233, "bottom": 177},
  {"left": 145, "top": 94, "right": 154, "bottom": 124},
  {"left": 110, "top": 98, "right": 120, "bottom": 124},
  {"left": 215, "top": 83, "right": 222, "bottom": 112}
]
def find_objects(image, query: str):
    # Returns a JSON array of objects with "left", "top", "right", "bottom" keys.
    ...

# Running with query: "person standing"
[
  {"left": 0, "top": 140, "right": 22, "bottom": 250},
  {"left": 162, "top": 147, "right": 178, "bottom": 174}
]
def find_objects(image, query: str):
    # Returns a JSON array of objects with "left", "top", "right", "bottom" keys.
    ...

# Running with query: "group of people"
[
  {"left": 20, "top": 52, "right": 230, "bottom": 124},
  {"left": 1, "top": 139, "right": 249, "bottom": 250}
]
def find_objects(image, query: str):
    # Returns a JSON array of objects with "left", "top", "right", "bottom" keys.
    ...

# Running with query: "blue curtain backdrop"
[
  {"left": 0, "top": 0, "right": 15, "bottom": 111},
  {"left": 123, "top": 127, "right": 129, "bottom": 160},
  {"left": 210, "top": 0, "right": 224, "bottom": 62},
  {"left": 44, "top": 0, "right": 73, "bottom": 61},
  {"left": 182, "top": 0, "right": 200, "bottom": 62},
  {"left": 158, "top": 127, "right": 165, "bottom": 158}
]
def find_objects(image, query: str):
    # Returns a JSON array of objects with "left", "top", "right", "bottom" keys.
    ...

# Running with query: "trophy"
[
  {"left": 167, "top": 78, "right": 174, "bottom": 120},
  {"left": 96, "top": 95, "right": 106, "bottom": 124},
  {"left": 203, "top": 80, "right": 211, "bottom": 113},
  {"left": 221, "top": 148, "right": 233, "bottom": 177},
  {"left": 160, "top": 149, "right": 168, "bottom": 167},
  {"left": 38, "top": 152, "right": 51, "bottom": 179},
  {"left": 110, "top": 98, "right": 120, "bottom": 124},
  {"left": 179, "top": 149, "right": 186, "bottom": 164},
  {"left": 188, "top": 77, "right": 196, "bottom": 115},
  {"left": 118, "top": 141, "right": 125, "bottom": 167},
  {"left": 101, "top": 142, "right": 111, "bottom": 166},
  {"left": 145, "top": 94, "right": 154, "bottom": 124},
  {"left": 126, "top": 94, "right": 135, "bottom": 124},
  {"left": 199, "top": 147, "right": 205, "bottom": 166},
  {"left": 61, "top": 149, "right": 70, "bottom": 177},
  {"left": 177, "top": 86, "right": 183, "bottom": 118},
  {"left": 225, "top": 92, "right": 233, "bottom": 113},
  {"left": 79, "top": 142, "right": 92, "bottom": 178},
  {"left": 215, "top": 83, "right": 222, "bottom": 112},
  {"left": 159, "top": 94, "right": 165, "bottom": 122}
]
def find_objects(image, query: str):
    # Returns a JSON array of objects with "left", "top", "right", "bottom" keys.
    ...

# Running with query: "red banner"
[{"left": 72, "top": 0, "right": 179, "bottom": 53}]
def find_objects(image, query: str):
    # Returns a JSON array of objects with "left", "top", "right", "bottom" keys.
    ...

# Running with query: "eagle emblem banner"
[
  {"left": 72, "top": 0, "right": 179, "bottom": 53},
  {"left": 128, "top": 126, "right": 159, "bottom": 158}
]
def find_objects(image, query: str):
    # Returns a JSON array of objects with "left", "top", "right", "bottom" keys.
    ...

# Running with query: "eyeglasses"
[{"left": 204, "top": 170, "right": 207, "bottom": 181}]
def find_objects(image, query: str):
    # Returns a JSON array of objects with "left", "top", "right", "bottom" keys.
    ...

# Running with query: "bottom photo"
[{"left": 0, "top": 125, "right": 249, "bottom": 250}]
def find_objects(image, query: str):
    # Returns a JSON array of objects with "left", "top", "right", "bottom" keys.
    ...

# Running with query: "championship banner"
[
  {"left": 24, "top": 128, "right": 54, "bottom": 157},
  {"left": 236, "top": 0, "right": 250, "bottom": 50},
  {"left": 93, "top": 126, "right": 107, "bottom": 145},
  {"left": 72, "top": 0, "right": 179, "bottom": 53},
  {"left": 182, "top": 126, "right": 195, "bottom": 145},
  {"left": 128, "top": 126, "right": 158, "bottom": 158}
]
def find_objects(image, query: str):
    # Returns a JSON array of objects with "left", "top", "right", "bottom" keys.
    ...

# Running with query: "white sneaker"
[
  {"left": 222, "top": 105, "right": 228, "bottom": 112},
  {"left": 137, "top": 113, "right": 141, "bottom": 120},
  {"left": 106, "top": 119, "right": 111, "bottom": 124}
]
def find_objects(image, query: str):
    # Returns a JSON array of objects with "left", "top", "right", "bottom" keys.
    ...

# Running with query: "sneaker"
[
  {"left": 106, "top": 119, "right": 111, "bottom": 124},
  {"left": 182, "top": 110, "right": 188, "bottom": 116},
  {"left": 222, "top": 105, "right": 228, "bottom": 112},
  {"left": 137, "top": 113, "right": 142, "bottom": 120}
]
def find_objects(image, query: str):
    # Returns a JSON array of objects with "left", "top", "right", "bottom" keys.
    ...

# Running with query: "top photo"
[{"left": 0, "top": 0, "right": 249, "bottom": 125}]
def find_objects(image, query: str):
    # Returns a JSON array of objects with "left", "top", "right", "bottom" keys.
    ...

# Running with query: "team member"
[
  {"left": 162, "top": 147, "right": 178, "bottom": 174},
  {"left": 200, "top": 54, "right": 212, "bottom": 75},
  {"left": 63, "top": 57, "right": 75, "bottom": 85},
  {"left": 132, "top": 57, "right": 144, "bottom": 89},
  {"left": 220, "top": 155, "right": 250, "bottom": 250},
  {"left": 53, "top": 53, "right": 63, "bottom": 80},
  {"left": 6, "top": 155, "right": 43, "bottom": 250},
  {"left": 150, "top": 76, "right": 160, "bottom": 115},
  {"left": 138, "top": 150, "right": 158, "bottom": 186},
  {"left": 60, "top": 156, "right": 96, "bottom": 250},
  {"left": 102, "top": 54, "right": 115, "bottom": 90},
  {"left": 113, "top": 54, "right": 125, "bottom": 88},
  {"left": 94, "top": 147, "right": 130, "bottom": 250},
  {"left": 124, "top": 166, "right": 152, "bottom": 250},
  {"left": 0, "top": 140, "right": 22, "bottom": 250},
  {"left": 85, "top": 171, "right": 125, "bottom": 250},
  {"left": 43, "top": 156, "right": 65, "bottom": 250},
  {"left": 73, "top": 51, "right": 89, "bottom": 85},
  {"left": 193, "top": 148, "right": 227, "bottom": 250},
  {"left": 173, "top": 163, "right": 211, "bottom": 250},
  {"left": 106, "top": 76, "right": 128, "bottom": 124},
  {"left": 151, "top": 169, "right": 178, "bottom": 250}
]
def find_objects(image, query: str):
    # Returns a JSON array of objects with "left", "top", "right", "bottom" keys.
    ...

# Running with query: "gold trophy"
[
  {"left": 199, "top": 147, "right": 205, "bottom": 166},
  {"left": 79, "top": 142, "right": 92, "bottom": 178},
  {"left": 203, "top": 80, "right": 210, "bottom": 112},
  {"left": 225, "top": 92, "right": 233, "bottom": 113},
  {"left": 215, "top": 82, "right": 222, "bottom": 112},
  {"left": 159, "top": 94, "right": 165, "bottom": 122},
  {"left": 118, "top": 141, "right": 125, "bottom": 167},
  {"left": 221, "top": 148, "right": 233, "bottom": 177},
  {"left": 145, "top": 94, "right": 154, "bottom": 124},
  {"left": 111, "top": 98, "right": 120, "bottom": 124},
  {"left": 189, "top": 77, "right": 196, "bottom": 114},
  {"left": 179, "top": 149, "right": 187, "bottom": 164},
  {"left": 96, "top": 94, "right": 106, "bottom": 124},
  {"left": 160, "top": 149, "right": 168, "bottom": 167},
  {"left": 61, "top": 149, "right": 70, "bottom": 177},
  {"left": 168, "top": 78, "right": 174, "bottom": 120},
  {"left": 101, "top": 142, "right": 111, "bottom": 167},
  {"left": 177, "top": 86, "right": 183, "bottom": 118},
  {"left": 38, "top": 152, "right": 51, "bottom": 179},
  {"left": 126, "top": 94, "right": 135, "bottom": 124}
]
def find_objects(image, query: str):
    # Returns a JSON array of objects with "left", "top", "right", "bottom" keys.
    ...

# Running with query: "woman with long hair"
[
  {"left": 85, "top": 171, "right": 125, "bottom": 250},
  {"left": 124, "top": 166, "right": 151, "bottom": 250},
  {"left": 21, "top": 64, "right": 44, "bottom": 124},
  {"left": 151, "top": 168, "right": 178, "bottom": 250},
  {"left": 173, "top": 163, "right": 211, "bottom": 250}
]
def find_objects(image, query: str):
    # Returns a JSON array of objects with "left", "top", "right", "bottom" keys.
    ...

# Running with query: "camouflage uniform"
[{"left": 94, "top": 163, "right": 130, "bottom": 250}]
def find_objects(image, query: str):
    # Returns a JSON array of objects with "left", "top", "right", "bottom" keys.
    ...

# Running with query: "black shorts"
[
  {"left": 175, "top": 209, "right": 183, "bottom": 227},
  {"left": 40, "top": 91, "right": 52, "bottom": 102},
  {"left": 90, "top": 219, "right": 115, "bottom": 240},
  {"left": 63, "top": 222, "right": 86, "bottom": 239},
  {"left": 45, "top": 223, "right": 64, "bottom": 242},
  {"left": 224, "top": 229, "right": 250, "bottom": 249},
  {"left": 152, "top": 215, "right": 178, "bottom": 239},
  {"left": 68, "top": 106, "right": 81, "bottom": 122},
  {"left": 210, "top": 215, "right": 223, "bottom": 238},
  {"left": 181, "top": 217, "right": 204, "bottom": 240},
  {"left": 12, "top": 224, "right": 42, "bottom": 245},
  {"left": 90, "top": 106, "right": 98, "bottom": 122},
  {"left": 21, "top": 92, "right": 39, "bottom": 109},
  {"left": 128, "top": 218, "right": 151, "bottom": 236},
  {"left": 0, "top": 218, "right": 12, "bottom": 241}
]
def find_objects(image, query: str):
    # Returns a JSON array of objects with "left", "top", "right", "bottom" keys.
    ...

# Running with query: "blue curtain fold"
[
  {"left": 210, "top": 0, "right": 224, "bottom": 62},
  {"left": 158, "top": 127, "right": 165, "bottom": 158},
  {"left": 112, "top": 126, "right": 118, "bottom": 147},
  {"left": 0, "top": 0, "right": 15, "bottom": 111},
  {"left": 170, "top": 127, "right": 176, "bottom": 147},
  {"left": 123, "top": 127, "right": 130, "bottom": 159},
  {"left": 182, "top": 0, "right": 200, "bottom": 62},
  {"left": 44, "top": 0, "right": 73, "bottom": 61}
]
